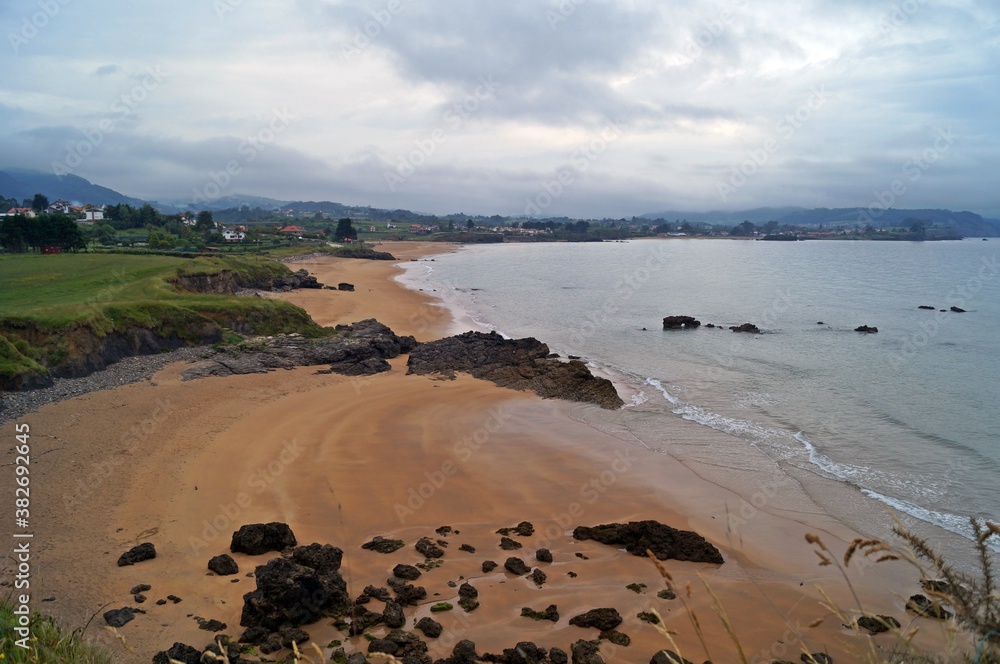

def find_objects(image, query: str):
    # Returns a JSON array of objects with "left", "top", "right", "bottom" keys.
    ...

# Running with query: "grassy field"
[
  {"left": 0, "top": 252, "right": 322, "bottom": 388},
  {"left": 0, "top": 596, "right": 116, "bottom": 664}
]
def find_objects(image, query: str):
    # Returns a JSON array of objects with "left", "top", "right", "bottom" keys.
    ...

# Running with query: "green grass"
[
  {"left": 0, "top": 252, "right": 325, "bottom": 387},
  {"left": 0, "top": 596, "right": 116, "bottom": 663}
]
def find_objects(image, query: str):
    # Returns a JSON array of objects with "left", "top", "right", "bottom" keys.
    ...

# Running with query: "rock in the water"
[
  {"left": 729, "top": 322, "right": 760, "bottom": 333},
  {"left": 504, "top": 557, "right": 530, "bottom": 575},
  {"left": 570, "top": 639, "right": 605, "bottom": 664},
  {"left": 392, "top": 563, "right": 422, "bottom": 580},
  {"left": 238, "top": 546, "right": 350, "bottom": 636},
  {"left": 573, "top": 521, "right": 723, "bottom": 564},
  {"left": 854, "top": 325, "right": 878, "bottom": 333},
  {"left": 230, "top": 523, "right": 297, "bottom": 555},
  {"left": 151, "top": 642, "right": 201, "bottom": 664},
  {"left": 362, "top": 535, "right": 405, "bottom": 554},
  {"left": 416, "top": 536, "right": 445, "bottom": 559},
  {"left": 117, "top": 542, "right": 156, "bottom": 567},
  {"left": 569, "top": 608, "right": 623, "bottom": 631},
  {"left": 407, "top": 331, "right": 623, "bottom": 409},
  {"left": 535, "top": 548, "right": 553, "bottom": 563},
  {"left": 103, "top": 607, "right": 137, "bottom": 627},
  {"left": 521, "top": 604, "right": 559, "bottom": 622},
  {"left": 918, "top": 305, "right": 936, "bottom": 310},
  {"left": 662, "top": 316, "right": 701, "bottom": 329},
  {"left": 439, "top": 639, "right": 480, "bottom": 664},
  {"left": 950, "top": 306, "right": 966, "bottom": 313},
  {"left": 416, "top": 616, "right": 443, "bottom": 638},
  {"left": 208, "top": 554, "right": 239, "bottom": 576}
]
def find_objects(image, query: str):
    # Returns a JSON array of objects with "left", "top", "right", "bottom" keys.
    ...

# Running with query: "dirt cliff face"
[{"left": 170, "top": 269, "right": 241, "bottom": 295}]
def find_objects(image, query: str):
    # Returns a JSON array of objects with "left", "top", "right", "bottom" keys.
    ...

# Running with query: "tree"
[
  {"left": 334, "top": 218, "right": 357, "bottom": 241},
  {"left": 196, "top": 210, "right": 215, "bottom": 231},
  {"left": 95, "top": 224, "right": 117, "bottom": 245},
  {"left": 730, "top": 220, "right": 756, "bottom": 236},
  {"left": 31, "top": 193, "right": 49, "bottom": 213},
  {"left": 466, "top": 219, "right": 474, "bottom": 231}
]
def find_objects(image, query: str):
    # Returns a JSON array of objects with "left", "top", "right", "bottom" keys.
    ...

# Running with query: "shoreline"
[{"left": 1, "top": 241, "right": 960, "bottom": 663}]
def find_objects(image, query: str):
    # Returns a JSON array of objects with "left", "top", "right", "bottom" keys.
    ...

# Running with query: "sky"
[{"left": 1, "top": 0, "right": 997, "bottom": 218}]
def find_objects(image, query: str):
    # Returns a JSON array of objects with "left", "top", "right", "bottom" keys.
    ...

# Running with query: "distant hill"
[
  {"left": 642, "top": 206, "right": 1000, "bottom": 237},
  {"left": 0, "top": 168, "right": 147, "bottom": 207}
]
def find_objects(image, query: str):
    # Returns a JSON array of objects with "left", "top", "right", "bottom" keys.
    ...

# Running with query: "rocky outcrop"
[
  {"left": 662, "top": 316, "right": 701, "bottom": 329},
  {"left": 407, "top": 331, "right": 623, "bottom": 409},
  {"left": 730, "top": 323, "right": 760, "bottom": 333},
  {"left": 854, "top": 325, "right": 879, "bottom": 333},
  {"left": 338, "top": 283, "right": 356, "bottom": 291},
  {"left": 239, "top": 544, "right": 350, "bottom": 637},
  {"left": 573, "top": 521, "right": 723, "bottom": 564},
  {"left": 362, "top": 535, "right": 405, "bottom": 553},
  {"left": 182, "top": 319, "right": 416, "bottom": 381},
  {"left": 230, "top": 523, "right": 297, "bottom": 555},
  {"left": 333, "top": 249, "right": 397, "bottom": 260},
  {"left": 271, "top": 269, "right": 323, "bottom": 291}
]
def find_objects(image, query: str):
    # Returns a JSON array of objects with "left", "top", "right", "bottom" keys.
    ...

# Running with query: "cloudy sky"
[{"left": 1, "top": 0, "right": 997, "bottom": 217}]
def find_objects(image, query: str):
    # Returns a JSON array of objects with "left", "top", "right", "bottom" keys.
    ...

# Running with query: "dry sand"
[{"left": 1, "top": 242, "right": 958, "bottom": 663}]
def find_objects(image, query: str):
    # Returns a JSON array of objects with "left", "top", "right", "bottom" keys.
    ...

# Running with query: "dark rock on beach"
[
  {"left": 103, "top": 607, "right": 139, "bottom": 627},
  {"left": 536, "top": 548, "right": 553, "bottom": 563},
  {"left": 504, "top": 557, "right": 531, "bottom": 576},
  {"left": 500, "top": 536, "right": 523, "bottom": 550},
  {"left": 208, "top": 554, "right": 239, "bottom": 576},
  {"left": 906, "top": 594, "right": 953, "bottom": 620},
  {"left": 230, "top": 522, "right": 297, "bottom": 555},
  {"left": 482, "top": 560, "right": 499, "bottom": 573},
  {"left": 239, "top": 544, "right": 350, "bottom": 636},
  {"left": 408, "top": 332, "right": 623, "bottom": 409},
  {"left": 570, "top": 639, "right": 605, "bottom": 664},
  {"left": 183, "top": 319, "right": 416, "bottom": 381},
  {"left": 573, "top": 521, "right": 724, "bottom": 564},
  {"left": 117, "top": 542, "right": 156, "bottom": 567},
  {"left": 662, "top": 316, "right": 701, "bottom": 329},
  {"left": 856, "top": 614, "right": 901, "bottom": 634},
  {"left": 382, "top": 600, "right": 406, "bottom": 629},
  {"left": 651, "top": 651, "right": 693, "bottom": 664},
  {"left": 416, "top": 536, "right": 445, "bottom": 559},
  {"left": 569, "top": 608, "right": 623, "bottom": 631},
  {"left": 393, "top": 583, "right": 428, "bottom": 606},
  {"left": 338, "top": 282, "right": 356, "bottom": 291},
  {"left": 152, "top": 642, "right": 202, "bottom": 664},
  {"left": 392, "top": 563, "right": 422, "bottom": 580},
  {"left": 498, "top": 521, "right": 536, "bottom": 537},
  {"left": 362, "top": 535, "right": 405, "bottom": 553},
  {"left": 416, "top": 616, "right": 443, "bottom": 638},
  {"left": 521, "top": 604, "right": 559, "bottom": 622}
]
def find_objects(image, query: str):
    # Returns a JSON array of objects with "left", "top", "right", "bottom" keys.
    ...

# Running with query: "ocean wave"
[{"left": 861, "top": 489, "right": 1000, "bottom": 553}]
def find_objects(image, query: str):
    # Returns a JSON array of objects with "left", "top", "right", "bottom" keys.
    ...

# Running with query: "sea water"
[{"left": 399, "top": 238, "right": 1000, "bottom": 564}]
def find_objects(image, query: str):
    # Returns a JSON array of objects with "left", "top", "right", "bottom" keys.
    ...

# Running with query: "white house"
[
  {"left": 84, "top": 210, "right": 104, "bottom": 222},
  {"left": 222, "top": 228, "right": 246, "bottom": 242}
]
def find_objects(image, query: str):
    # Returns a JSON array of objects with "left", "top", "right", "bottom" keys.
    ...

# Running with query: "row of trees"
[{"left": 0, "top": 213, "right": 87, "bottom": 252}]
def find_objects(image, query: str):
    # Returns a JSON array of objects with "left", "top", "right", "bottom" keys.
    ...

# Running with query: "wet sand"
[{"left": 0, "top": 242, "right": 957, "bottom": 663}]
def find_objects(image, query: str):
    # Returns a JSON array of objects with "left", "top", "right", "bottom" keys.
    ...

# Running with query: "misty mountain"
[{"left": 0, "top": 168, "right": 147, "bottom": 207}]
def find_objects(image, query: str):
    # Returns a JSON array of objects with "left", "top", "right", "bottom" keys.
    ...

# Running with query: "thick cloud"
[{"left": 0, "top": 0, "right": 996, "bottom": 217}]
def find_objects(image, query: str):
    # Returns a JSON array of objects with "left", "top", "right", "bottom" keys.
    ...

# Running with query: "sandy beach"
[{"left": 1, "top": 241, "right": 956, "bottom": 663}]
